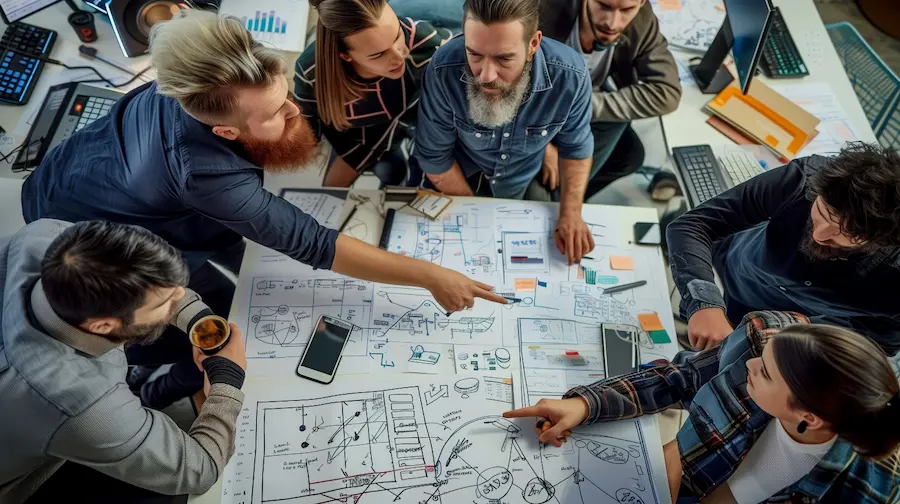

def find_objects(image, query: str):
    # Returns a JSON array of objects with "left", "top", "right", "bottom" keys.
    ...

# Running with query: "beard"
[
  {"left": 238, "top": 115, "right": 318, "bottom": 172},
  {"left": 464, "top": 61, "right": 532, "bottom": 128},
  {"left": 109, "top": 320, "right": 170, "bottom": 347},
  {"left": 799, "top": 219, "right": 878, "bottom": 260}
]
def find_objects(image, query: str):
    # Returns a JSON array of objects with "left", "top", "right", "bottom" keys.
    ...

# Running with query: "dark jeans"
[
  {"left": 25, "top": 462, "right": 179, "bottom": 503},
  {"left": 125, "top": 241, "right": 245, "bottom": 409},
  {"left": 524, "top": 121, "right": 644, "bottom": 201}
]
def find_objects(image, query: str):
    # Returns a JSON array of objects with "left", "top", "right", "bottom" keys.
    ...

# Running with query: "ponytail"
[
  {"left": 772, "top": 324, "right": 900, "bottom": 460},
  {"left": 311, "top": 0, "right": 386, "bottom": 131}
]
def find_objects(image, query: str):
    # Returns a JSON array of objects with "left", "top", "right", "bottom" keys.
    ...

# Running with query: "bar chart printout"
[{"left": 221, "top": 0, "right": 308, "bottom": 52}]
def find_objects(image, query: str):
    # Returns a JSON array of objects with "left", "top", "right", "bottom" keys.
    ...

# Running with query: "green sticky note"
[{"left": 649, "top": 329, "right": 671, "bottom": 344}]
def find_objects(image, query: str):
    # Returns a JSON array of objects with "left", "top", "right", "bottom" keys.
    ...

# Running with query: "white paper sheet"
[{"left": 220, "top": 374, "right": 670, "bottom": 504}]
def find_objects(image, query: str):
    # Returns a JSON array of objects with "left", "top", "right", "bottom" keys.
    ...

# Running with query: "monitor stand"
[{"left": 690, "top": 15, "right": 736, "bottom": 95}]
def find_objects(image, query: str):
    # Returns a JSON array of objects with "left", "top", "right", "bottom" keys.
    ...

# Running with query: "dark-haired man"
[
  {"left": 668, "top": 142, "right": 900, "bottom": 354},
  {"left": 415, "top": 0, "right": 597, "bottom": 264},
  {"left": 0, "top": 220, "right": 246, "bottom": 503},
  {"left": 538, "top": 0, "right": 680, "bottom": 197}
]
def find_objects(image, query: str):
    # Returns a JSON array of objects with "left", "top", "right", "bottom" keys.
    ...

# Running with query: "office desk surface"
[
  {"left": 661, "top": 0, "right": 877, "bottom": 150},
  {"left": 187, "top": 191, "right": 677, "bottom": 504}
]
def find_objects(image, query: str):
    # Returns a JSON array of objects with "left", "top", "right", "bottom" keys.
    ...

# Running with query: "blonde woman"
[{"left": 294, "top": 0, "right": 453, "bottom": 186}]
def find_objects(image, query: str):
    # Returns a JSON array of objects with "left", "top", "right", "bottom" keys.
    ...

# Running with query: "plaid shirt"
[{"left": 566, "top": 311, "right": 900, "bottom": 503}]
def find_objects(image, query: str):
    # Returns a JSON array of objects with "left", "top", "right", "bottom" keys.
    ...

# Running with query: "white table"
[
  {"left": 661, "top": 0, "right": 877, "bottom": 151},
  {"left": 188, "top": 189, "right": 678, "bottom": 503}
]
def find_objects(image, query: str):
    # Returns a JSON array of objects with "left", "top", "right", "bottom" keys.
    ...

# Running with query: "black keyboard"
[
  {"left": 0, "top": 22, "right": 57, "bottom": 105},
  {"left": 760, "top": 7, "right": 808, "bottom": 79},
  {"left": 673, "top": 145, "right": 728, "bottom": 207}
]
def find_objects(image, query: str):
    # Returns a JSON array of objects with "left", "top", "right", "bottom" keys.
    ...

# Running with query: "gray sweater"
[{"left": 0, "top": 220, "right": 245, "bottom": 503}]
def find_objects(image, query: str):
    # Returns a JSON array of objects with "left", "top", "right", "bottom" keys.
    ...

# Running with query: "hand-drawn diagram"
[
  {"left": 651, "top": 0, "right": 725, "bottom": 51},
  {"left": 371, "top": 287, "right": 501, "bottom": 345},
  {"left": 388, "top": 206, "right": 499, "bottom": 281},
  {"left": 220, "top": 376, "right": 667, "bottom": 504},
  {"left": 245, "top": 277, "right": 372, "bottom": 359},
  {"left": 408, "top": 345, "right": 441, "bottom": 365},
  {"left": 454, "top": 346, "right": 517, "bottom": 374}
]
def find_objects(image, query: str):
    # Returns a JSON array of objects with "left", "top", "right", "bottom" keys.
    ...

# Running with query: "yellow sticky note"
[
  {"left": 515, "top": 278, "right": 537, "bottom": 291},
  {"left": 638, "top": 313, "right": 665, "bottom": 332},
  {"left": 658, "top": 0, "right": 683, "bottom": 10},
  {"left": 503, "top": 378, "right": 513, "bottom": 384},
  {"left": 610, "top": 255, "right": 635, "bottom": 271},
  {"left": 715, "top": 2, "right": 726, "bottom": 11}
]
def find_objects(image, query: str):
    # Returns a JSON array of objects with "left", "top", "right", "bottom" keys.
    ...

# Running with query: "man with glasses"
[{"left": 538, "top": 0, "right": 680, "bottom": 199}]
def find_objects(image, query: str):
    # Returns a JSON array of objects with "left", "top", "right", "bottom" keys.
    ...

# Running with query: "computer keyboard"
[
  {"left": 0, "top": 22, "right": 56, "bottom": 105},
  {"left": 73, "top": 95, "right": 118, "bottom": 131},
  {"left": 761, "top": 7, "right": 808, "bottom": 79},
  {"left": 673, "top": 145, "right": 728, "bottom": 207},
  {"left": 721, "top": 150, "right": 764, "bottom": 185}
]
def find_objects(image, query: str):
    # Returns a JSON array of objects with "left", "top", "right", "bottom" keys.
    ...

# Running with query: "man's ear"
[
  {"left": 212, "top": 125, "right": 241, "bottom": 141},
  {"left": 528, "top": 30, "right": 542, "bottom": 61},
  {"left": 81, "top": 317, "right": 121, "bottom": 335}
]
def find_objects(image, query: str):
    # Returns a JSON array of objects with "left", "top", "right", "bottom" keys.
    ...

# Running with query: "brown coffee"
[{"left": 191, "top": 317, "right": 228, "bottom": 350}]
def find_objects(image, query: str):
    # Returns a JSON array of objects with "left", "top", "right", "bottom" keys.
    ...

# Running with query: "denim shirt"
[
  {"left": 414, "top": 36, "right": 594, "bottom": 199},
  {"left": 566, "top": 311, "right": 900, "bottom": 503}
]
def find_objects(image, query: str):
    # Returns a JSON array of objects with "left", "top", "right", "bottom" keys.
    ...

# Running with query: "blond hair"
[
  {"left": 312, "top": 0, "right": 386, "bottom": 131},
  {"left": 149, "top": 10, "right": 286, "bottom": 124}
]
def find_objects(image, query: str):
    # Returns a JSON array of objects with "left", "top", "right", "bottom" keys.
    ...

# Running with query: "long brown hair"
[
  {"left": 311, "top": 0, "right": 386, "bottom": 131},
  {"left": 772, "top": 324, "right": 900, "bottom": 460}
]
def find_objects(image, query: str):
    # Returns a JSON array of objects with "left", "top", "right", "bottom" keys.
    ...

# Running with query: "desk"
[
  {"left": 188, "top": 188, "right": 679, "bottom": 503},
  {"left": 0, "top": 2, "right": 151, "bottom": 178},
  {"left": 661, "top": 0, "right": 877, "bottom": 151}
]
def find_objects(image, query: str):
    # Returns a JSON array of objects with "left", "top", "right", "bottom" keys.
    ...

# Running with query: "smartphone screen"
[
  {"left": 634, "top": 222, "right": 662, "bottom": 245},
  {"left": 604, "top": 328, "right": 637, "bottom": 377},
  {"left": 299, "top": 317, "right": 352, "bottom": 376}
]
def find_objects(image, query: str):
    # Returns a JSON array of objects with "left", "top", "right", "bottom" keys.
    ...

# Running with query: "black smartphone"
[
  {"left": 601, "top": 323, "right": 640, "bottom": 377},
  {"left": 634, "top": 222, "right": 662, "bottom": 246}
]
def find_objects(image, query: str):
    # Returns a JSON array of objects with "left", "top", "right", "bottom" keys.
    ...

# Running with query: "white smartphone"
[
  {"left": 600, "top": 323, "right": 640, "bottom": 378},
  {"left": 296, "top": 315, "right": 354, "bottom": 384}
]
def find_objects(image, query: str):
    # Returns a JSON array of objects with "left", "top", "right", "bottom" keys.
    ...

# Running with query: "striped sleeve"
[
  {"left": 402, "top": 18, "right": 454, "bottom": 72},
  {"left": 292, "top": 45, "right": 322, "bottom": 137}
]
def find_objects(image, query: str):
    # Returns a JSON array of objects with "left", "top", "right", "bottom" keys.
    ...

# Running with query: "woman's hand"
[{"left": 502, "top": 397, "right": 590, "bottom": 447}]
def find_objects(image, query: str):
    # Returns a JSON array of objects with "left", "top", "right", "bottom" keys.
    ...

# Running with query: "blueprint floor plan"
[{"left": 221, "top": 375, "right": 669, "bottom": 504}]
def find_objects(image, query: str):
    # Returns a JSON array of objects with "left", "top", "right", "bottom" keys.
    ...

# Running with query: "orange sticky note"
[
  {"left": 715, "top": 3, "right": 726, "bottom": 11},
  {"left": 658, "top": 0, "right": 683, "bottom": 10},
  {"left": 609, "top": 256, "right": 635, "bottom": 271},
  {"left": 515, "top": 278, "right": 537, "bottom": 291},
  {"left": 503, "top": 378, "right": 513, "bottom": 384},
  {"left": 638, "top": 313, "right": 665, "bottom": 332}
]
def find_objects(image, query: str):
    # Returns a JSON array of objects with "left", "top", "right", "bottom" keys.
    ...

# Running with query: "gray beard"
[{"left": 465, "top": 63, "right": 532, "bottom": 128}]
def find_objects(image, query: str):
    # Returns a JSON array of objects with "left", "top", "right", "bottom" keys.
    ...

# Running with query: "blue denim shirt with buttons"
[{"left": 414, "top": 36, "right": 594, "bottom": 199}]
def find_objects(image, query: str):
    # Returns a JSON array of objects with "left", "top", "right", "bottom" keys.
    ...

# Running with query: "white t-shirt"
[{"left": 726, "top": 420, "right": 836, "bottom": 504}]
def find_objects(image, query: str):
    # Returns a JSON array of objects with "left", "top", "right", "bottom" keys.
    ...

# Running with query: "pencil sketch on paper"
[{"left": 219, "top": 375, "right": 667, "bottom": 504}]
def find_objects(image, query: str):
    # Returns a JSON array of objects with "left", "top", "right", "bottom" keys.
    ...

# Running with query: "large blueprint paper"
[{"left": 221, "top": 375, "right": 669, "bottom": 504}]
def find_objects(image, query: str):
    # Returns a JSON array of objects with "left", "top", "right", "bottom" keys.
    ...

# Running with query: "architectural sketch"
[
  {"left": 220, "top": 376, "right": 667, "bottom": 504},
  {"left": 243, "top": 276, "right": 372, "bottom": 360},
  {"left": 371, "top": 287, "right": 502, "bottom": 345},
  {"left": 388, "top": 207, "right": 499, "bottom": 281}
]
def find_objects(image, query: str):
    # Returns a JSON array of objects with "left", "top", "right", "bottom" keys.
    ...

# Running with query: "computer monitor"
[
  {"left": 690, "top": 0, "right": 774, "bottom": 95},
  {"left": 0, "top": 0, "right": 61, "bottom": 23}
]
